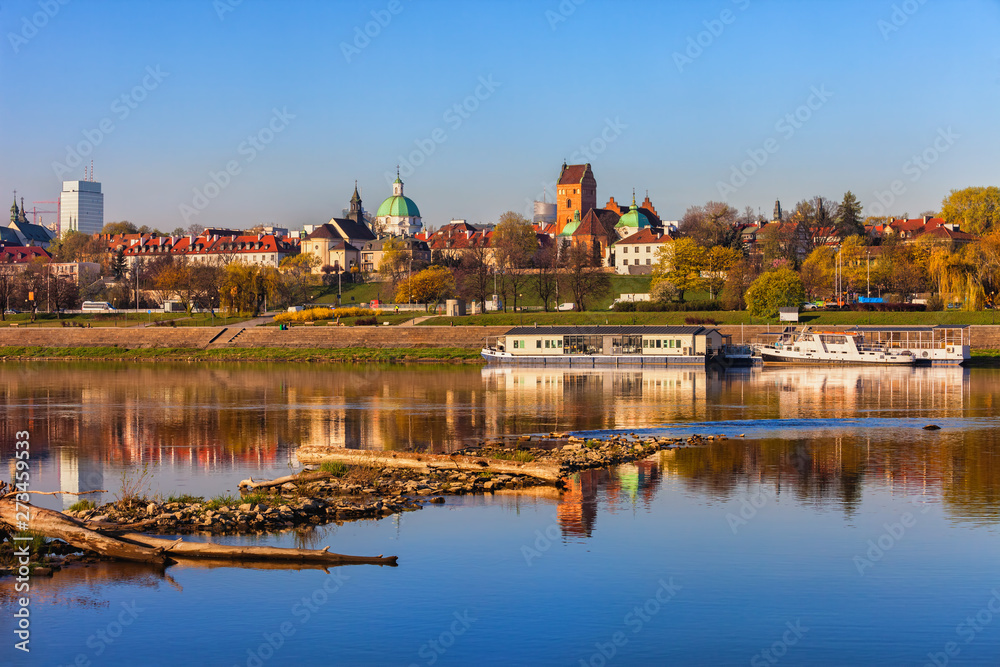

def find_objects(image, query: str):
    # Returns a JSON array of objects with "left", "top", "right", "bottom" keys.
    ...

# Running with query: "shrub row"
[
  {"left": 846, "top": 302, "right": 926, "bottom": 312},
  {"left": 612, "top": 299, "right": 723, "bottom": 312}
]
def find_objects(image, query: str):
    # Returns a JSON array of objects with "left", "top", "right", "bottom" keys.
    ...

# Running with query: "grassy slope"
[{"left": 421, "top": 310, "right": 1000, "bottom": 327}]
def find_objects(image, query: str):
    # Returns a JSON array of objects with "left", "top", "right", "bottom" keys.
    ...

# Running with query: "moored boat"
[
  {"left": 481, "top": 325, "right": 754, "bottom": 367},
  {"left": 753, "top": 327, "right": 916, "bottom": 365}
]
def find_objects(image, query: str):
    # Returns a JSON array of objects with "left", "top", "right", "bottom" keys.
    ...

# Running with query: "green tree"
[
  {"left": 653, "top": 238, "right": 705, "bottom": 302},
  {"left": 101, "top": 221, "right": 138, "bottom": 235},
  {"left": 110, "top": 249, "right": 127, "bottom": 280},
  {"left": 940, "top": 186, "right": 1000, "bottom": 236},
  {"left": 745, "top": 267, "right": 805, "bottom": 319},
  {"left": 678, "top": 201, "right": 739, "bottom": 248},
  {"left": 561, "top": 243, "right": 609, "bottom": 311},
  {"left": 720, "top": 259, "right": 757, "bottom": 310},
  {"left": 703, "top": 246, "right": 741, "bottom": 299},
  {"left": 835, "top": 191, "right": 865, "bottom": 238},
  {"left": 280, "top": 253, "right": 321, "bottom": 306},
  {"left": 395, "top": 266, "right": 456, "bottom": 311},
  {"left": 492, "top": 211, "right": 538, "bottom": 312},
  {"left": 532, "top": 242, "right": 560, "bottom": 312}
]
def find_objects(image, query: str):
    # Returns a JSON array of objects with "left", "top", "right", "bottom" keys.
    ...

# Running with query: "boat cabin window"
[{"left": 536, "top": 340, "right": 542, "bottom": 348}]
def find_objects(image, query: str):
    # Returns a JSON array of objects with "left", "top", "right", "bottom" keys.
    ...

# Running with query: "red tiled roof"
[
  {"left": 613, "top": 229, "right": 673, "bottom": 245},
  {"left": 558, "top": 164, "right": 589, "bottom": 185},
  {"left": 0, "top": 246, "right": 51, "bottom": 263}
]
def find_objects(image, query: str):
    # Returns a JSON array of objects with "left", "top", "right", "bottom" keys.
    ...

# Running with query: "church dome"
[
  {"left": 376, "top": 194, "right": 421, "bottom": 218},
  {"left": 377, "top": 176, "right": 421, "bottom": 219},
  {"left": 615, "top": 198, "right": 650, "bottom": 230}
]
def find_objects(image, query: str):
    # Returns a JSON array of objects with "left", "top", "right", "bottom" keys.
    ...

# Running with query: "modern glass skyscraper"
[{"left": 60, "top": 180, "right": 104, "bottom": 234}]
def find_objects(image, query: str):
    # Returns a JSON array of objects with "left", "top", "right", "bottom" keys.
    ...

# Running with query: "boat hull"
[
  {"left": 482, "top": 349, "right": 707, "bottom": 367},
  {"left": 757, "top": 350, "right": 915, "bottom": 365}
]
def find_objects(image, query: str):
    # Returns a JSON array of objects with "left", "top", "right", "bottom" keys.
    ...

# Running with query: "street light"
[{"left": 866, "top": 249, "right": 870, "bottom": 299}]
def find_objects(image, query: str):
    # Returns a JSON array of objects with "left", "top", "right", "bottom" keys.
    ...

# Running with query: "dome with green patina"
[
  {"left": 376, "top": 175, "right": 421, "bottom": 219},
  {"left": 615, "top": 198, "right": 650, "bottom": 230},
  {"left": 376, "top": 194, "right": 421, "bottom": 218},
  {"left": 559, "top": 209, "right": 582, "bottom": 236}
]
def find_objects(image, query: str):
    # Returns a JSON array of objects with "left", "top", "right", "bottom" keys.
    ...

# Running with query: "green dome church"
[{"left": 375, "top": 171, "right": 423, "bottom": 237}]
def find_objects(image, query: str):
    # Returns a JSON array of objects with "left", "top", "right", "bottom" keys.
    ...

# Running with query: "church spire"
[{"left": 10, "top": 194, "right": 19, "bottom": 225}]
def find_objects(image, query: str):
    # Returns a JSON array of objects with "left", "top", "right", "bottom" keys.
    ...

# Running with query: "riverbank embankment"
[{"left": 0, "top": 324, "right": 998, "bottom": 362}]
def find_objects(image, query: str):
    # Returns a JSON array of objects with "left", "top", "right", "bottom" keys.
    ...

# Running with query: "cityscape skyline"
[{"left": 2, "top": 0, "right": 998, "bottom": 232}]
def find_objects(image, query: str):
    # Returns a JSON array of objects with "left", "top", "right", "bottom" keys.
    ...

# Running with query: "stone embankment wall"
[
  {"left": 0, "top": 326, "right": 510, "bottom": 350},
  {"left": 0, "top": 324, "right": 995, "bottom": 351}
]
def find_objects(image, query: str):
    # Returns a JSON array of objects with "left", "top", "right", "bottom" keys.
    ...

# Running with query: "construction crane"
[{"left": 31, "top": 200, "right": 59, "bottom": 228}]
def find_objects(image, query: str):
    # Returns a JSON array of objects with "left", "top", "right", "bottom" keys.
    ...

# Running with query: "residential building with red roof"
[{"left": 610, "top": 228, "right": 674, "bottom": 275}]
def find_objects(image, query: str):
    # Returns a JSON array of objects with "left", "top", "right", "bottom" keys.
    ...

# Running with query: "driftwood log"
[
  {"left": 294, "top": 447, "right": 564, "bottom": 482},
  {"left": 0, "top": 493, "right": 397, "bottom": 568},
  {"left": 0, "top": 494, "right": 171, "bottom": 565},
  {"left": 241, "top": 470, "right": 339, "bottom": 490}
]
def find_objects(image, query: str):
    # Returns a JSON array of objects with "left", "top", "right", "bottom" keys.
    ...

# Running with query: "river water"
[{"left": 2, "top": 362, "right": 1000, "bottom": 666}]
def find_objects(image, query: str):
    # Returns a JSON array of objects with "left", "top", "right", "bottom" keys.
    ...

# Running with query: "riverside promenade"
[{"left": 0, "top": 324, "right": 998, "bottom": 350}]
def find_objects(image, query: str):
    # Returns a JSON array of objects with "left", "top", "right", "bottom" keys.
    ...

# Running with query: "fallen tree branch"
[
  {"left": 0, "top": 492, "right": 398, "bottom": 569},
  {"left": 25, "top": 489, "right": 107, "bottom": 496},
  {"left": 118, "top": 533, "right": 398, "bottom": 567},
  {"left": 0, "top": 495, "right": 170, "bottom": 565},
  {"left": 295, "top": 447, "right": 564, "bottom": 482},
  {"left": 241, "top": 470, "right": 338, "bottom": 490}
]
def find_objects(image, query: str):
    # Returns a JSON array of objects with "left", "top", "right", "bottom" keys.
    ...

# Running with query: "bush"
[
  {"left": 273, "top": 307, "right": 335, "bottom": 323},
  {"left": 353, "top": 316, "right": 378, "bottom": 326},
  {"left": 848, "top": 302, "right": 925, "bottom": 312},
  {"left": 332, "top": 306, "right": 376, "bottom": 319},
  {"left": 685, "top": 316, "right": 718, "bottom": 325},
  {"left": 612, "top": 299, "right": 723, "bottom": 313},
  {"left": 926, "top": 295, "right": 944, "bottom": 311}
]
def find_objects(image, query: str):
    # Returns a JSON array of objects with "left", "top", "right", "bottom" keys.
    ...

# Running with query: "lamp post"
[{"left": 866, "top": 249, "right": 870, "bottom": 299}]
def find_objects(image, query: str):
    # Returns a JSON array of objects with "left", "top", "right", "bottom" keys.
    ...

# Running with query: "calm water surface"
[{"left": 2, "top": 362, "right": 1000, "bottom": 666}]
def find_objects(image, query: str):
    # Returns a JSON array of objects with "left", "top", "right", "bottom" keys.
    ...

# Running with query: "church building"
[{"left": 375, "top": 171, "right": 423, "bottom": 237}]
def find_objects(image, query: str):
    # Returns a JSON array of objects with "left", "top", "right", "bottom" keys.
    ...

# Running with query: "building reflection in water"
[
  {"left": 557, "top": 460, "right": 662, "bottom": 538},
  {"left": 1, "top": 362, "right": 995, "bottom": 523}
]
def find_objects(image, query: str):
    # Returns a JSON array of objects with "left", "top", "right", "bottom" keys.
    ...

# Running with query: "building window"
[
  {"left": 676, "top": 339, "right": 682, "bottom": 348},
  {"left": 645, "top": 246, "right": 650, "bottom": 253},
  {"left": 646, "top": 258, "right": 651, "bottom": 265},
  {"left": 622, "top": 247, "right": 628, "bottom": 253},
  {"left": 622, "top": 259, "right": 628, "bottom": 266},
  {"left": 669, "top": 340, "right": 675, "bottom": 348},
  {"left": 536, "top": 340, "right": 542, "bottom": 348},
  {"left": 565, "top": 199, "right": 571, "bottom": 208},
  {"left": 634, "top": 247, "right": 639, "bottom": 253}
]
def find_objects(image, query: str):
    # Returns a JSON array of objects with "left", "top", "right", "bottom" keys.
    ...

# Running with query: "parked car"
[
  {"left": 801, "top": 303, "right": 819, "bottom": 311},
  {"left": 3, "top": 309, "right": 20, "bottom": 314},
  {"left": 557, "top": 302, "right": 575, "bottom": 311}
]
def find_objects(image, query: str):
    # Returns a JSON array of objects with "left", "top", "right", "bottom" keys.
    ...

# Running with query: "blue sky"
[{"left": 2, "top": 0, "right": 998, "bottom": 232}]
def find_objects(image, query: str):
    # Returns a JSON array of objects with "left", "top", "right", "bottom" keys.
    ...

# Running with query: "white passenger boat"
[{"left": 754, "top": 327, "right": 916, "bottom": 365}]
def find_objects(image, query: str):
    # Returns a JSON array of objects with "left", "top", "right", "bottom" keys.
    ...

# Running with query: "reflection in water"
[{"left": 0, "top": 361, "right": 997, "bottom": 524}]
